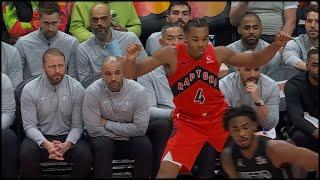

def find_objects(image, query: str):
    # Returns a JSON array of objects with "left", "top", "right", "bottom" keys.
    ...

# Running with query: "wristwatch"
[{"left": 254, "top": 99, "right": 264, "bottom": 106}]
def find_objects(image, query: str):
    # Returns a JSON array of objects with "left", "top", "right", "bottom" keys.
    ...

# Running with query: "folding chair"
[{"left": 80, "top": 73, "right": 101, "bottom": 89}]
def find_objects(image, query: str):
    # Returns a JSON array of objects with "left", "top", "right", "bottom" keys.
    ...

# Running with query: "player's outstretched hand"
[
  {"left": 274, "top": 31, "right": 291, "bottom": 47},
  {"left": 126, "top": 43, "right": 141, "bottom": 62}
]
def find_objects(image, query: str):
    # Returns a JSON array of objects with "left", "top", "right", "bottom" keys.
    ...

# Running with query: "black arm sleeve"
[
  {"left": 285, "top": 81, "right": 317, "bottom": 136},
  {"left": 14, "top": 1, "right": 33, "bottom": 22}
]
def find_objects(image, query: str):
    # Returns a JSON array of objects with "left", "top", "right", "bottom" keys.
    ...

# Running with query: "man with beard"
[
  {"left": 229, "top": 1, "right": 298, "bottom": 44},
  {"left": 219, "top": 65, "right": 280, "bottom": 139},
  {"left": 77, "top": 2, "right": 146, "bottom": 82},
  {"left": 2, "top": 1, "right": 68, "bottom": 44},
  {"left": 69, "top": 1, "right": 141, "bottom": 43},
  {"left": 222, "top": 13, "right": 281, "bottom": 76},
  {"left": 124, "top": 18, "right": 291, "bottom": 178},
  {"left": 283, "top": 4, "right": 319, "bottom": 71},
  {"left": 285, "top": 47, "right": 319, "bottom": 153},
  {"left": 145, "top": 1, "right": 192, "bottom": 56},
  {"left": 220, "top": 105, "right": 318, "bottom": 178},
  {"left": 15, "top": 2, "right": 79, "bottom": 80},
  {"left": 83, "top": 56, "right": 152, "bottom": 178},
  {"left": 19, "top": 48, "right": 92, "bottom": 178}
]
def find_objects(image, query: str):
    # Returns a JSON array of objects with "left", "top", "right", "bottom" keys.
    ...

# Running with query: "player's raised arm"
[
  {"left": 217, "top": 31, "right": 291, "bottom": 68},
  {"left": 124, "top": 43, "right": 174, "bottom": 79}
]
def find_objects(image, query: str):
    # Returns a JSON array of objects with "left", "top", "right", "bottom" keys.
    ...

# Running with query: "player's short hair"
[
  {"left": 39, "top": 2, "right": 61, "bottom": 17},
  {"left": 223, "top": 105, "right": 258, "bottom": 131},
  {"left": 307, "top": 47, "right": 319, "bottom": 63},
  {"left": 168, "top": 1, "right": 191, "bottom": 15},
  {"left": 42, "top": 48, "right": 65, "bottom": 64},
  {"left": 161, "top": 22, "right": 183, "bottom": 36},
  {"left": 239, "top": 12, "right": 262, "bottom": 26},
  {"left": 184, "top": 18, "right": 208, "bottom": 34}
]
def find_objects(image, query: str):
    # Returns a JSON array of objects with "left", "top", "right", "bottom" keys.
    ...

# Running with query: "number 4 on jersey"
[{"left": 194, "top": 88, "right": 205, "bottom": 104}]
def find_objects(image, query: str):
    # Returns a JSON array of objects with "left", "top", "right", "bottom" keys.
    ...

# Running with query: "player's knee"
[{"left": 157, "top": 160, "right": 181, "bottom": 178}]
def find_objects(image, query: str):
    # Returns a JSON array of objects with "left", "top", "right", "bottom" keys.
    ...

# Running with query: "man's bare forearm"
[
  {"left": 229, "top": 2, "right": 249, "bottom": 26},
  {"left": 283, "top": 8, "right": 297, "bottom": 36},
  {"left": 256, "top": 106, "right": 273, "bottom": 130},
  {"left": 282, "top": 20, "right": 296, "bottom": 36},
  {"left": 253, "top": 42, "right": 283, "bottom": 67},
  {"left": 228, "top": 42, "right": 282, "bottom": 68},
  {"left": 124, "top": 61, "right": 139, "bottom": 79},
  {"left": 294, "top": 61, "right": 307, "bottom": 71}
]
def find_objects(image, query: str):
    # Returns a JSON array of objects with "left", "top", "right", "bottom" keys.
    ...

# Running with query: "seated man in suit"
[{"left": 285, "top": 47, "right": 319, "bottom": 152}]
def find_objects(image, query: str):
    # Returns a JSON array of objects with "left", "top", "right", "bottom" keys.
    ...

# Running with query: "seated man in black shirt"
[
  {"left": 221, "top": 106, "right": 318, "bottom": 179},
  {"left": 285, "top": 47, "right": 319, "bottom": 152}
]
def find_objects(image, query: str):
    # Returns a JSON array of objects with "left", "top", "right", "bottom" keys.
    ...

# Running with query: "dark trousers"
[
  {"left": 146, "top": 118, "right": 172, "bottom": 177},
  {"left": 193, "top": 136, "right": 235, "bottom": 178},
  {"left": 192, "top": 142, "right": 217, "bottom": 178},
  {"left": 260, "top": 35, "right": 275, "bottom": 44},
  {"left": 20, "top": 135, "right": 92, "bottom": 178},
  {"left": 291, "top": 129, "right": 319, "bottom": 152},
  {"left": 1, "top": 129, "right": 18, "bottom": 178},
  {"left": 90, "top": 136, "right": 153, "bottom": 178}
]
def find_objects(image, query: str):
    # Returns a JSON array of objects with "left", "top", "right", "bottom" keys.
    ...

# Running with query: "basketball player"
[
  {"left": 221, "top": 105, "right": 318, "bottom": 178},
  {"left": 124, "top": 18, "right": 291, "bottom": 178}
]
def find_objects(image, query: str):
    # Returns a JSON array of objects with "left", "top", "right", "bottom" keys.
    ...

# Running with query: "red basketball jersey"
[{"left": 167, "top": 43, "right": 228, "bottom": 122}]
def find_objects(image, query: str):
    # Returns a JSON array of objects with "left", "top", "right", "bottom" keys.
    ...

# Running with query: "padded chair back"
[
  {"left": 81, "top": 73, "right": 101, "bottom": 89},
  {"left": 80, "top": 73, "right": 101, "bottom": 137},
  {"left": 13, "top": 75, "right": 40, "bottom": 142}
]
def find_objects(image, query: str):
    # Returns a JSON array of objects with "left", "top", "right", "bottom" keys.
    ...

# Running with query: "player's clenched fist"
[
  {"left": 126, "top": 43, "right": 141, "bottom": 62},
  {"left": 273, "top": 31, "right": 291, "bottom": 47}
]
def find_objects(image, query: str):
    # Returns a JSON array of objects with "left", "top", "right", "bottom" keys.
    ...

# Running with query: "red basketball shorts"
[{"left": 161, "top": 115, "right": 229, "bottom": 172}]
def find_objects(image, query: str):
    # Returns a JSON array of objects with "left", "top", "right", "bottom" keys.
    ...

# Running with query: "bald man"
[
  {"left": 70, "top": 1, "right": 141, "bottom": 42},
  {"left": 77, "top": 3, "right": 146, "bottom": 82},
  {"left": 83, "top": 56, "right": 153, "bottom": 178}
]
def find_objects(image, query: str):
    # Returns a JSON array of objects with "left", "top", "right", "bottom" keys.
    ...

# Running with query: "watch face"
[{"left": 255, "top": 99, "right": 264, "bottom": 106}]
